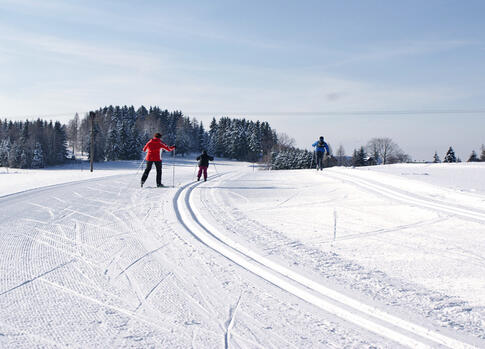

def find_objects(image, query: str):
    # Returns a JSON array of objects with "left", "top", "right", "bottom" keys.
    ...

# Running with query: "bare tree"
[
  {"left": 66, "top": 113, "right": 79, "bottom": 156},
  {"left": 277, "top": 132, "right": 295, "bottom": 151},
  {"left": 366, "top": 137, "right": 406, "bottom": 164},
  {"left": 389, "top": 150, "right": 411, "bottom": 164},
  {"left": 336, "top": 144, "right": 345, "bottom": 166}
]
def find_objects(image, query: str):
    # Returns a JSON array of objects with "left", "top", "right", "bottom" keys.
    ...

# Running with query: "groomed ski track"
[
  {"left": 174, "top": 172, "right": 478, "bottom": 349},
  {"left": 325, "top": 169, "right": 485, "bottom": 224}
]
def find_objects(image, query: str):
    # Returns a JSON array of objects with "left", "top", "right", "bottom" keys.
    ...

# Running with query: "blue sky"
[{"left": 1, "top": 0, "right": 484, "bottom": 160}]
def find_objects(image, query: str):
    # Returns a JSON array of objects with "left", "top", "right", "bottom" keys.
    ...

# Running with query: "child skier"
[
  {"left": 312, "top": 136, "right": 330, "bottom": 170},
  {"left": 141, "top": 133, "right": 175, "bottom": 187},
  {"left": 196, "top": 150, "right": 214, "bottom": 181}
]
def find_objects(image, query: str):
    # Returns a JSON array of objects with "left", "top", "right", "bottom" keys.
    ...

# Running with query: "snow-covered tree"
[
  {"left": 207, "top": 118, "right": 218, "bottom": 155},
  {"left": 467, "top": 150, "right": 479, "bottom": 162},
  {"left": 480, "top": 144, "right": 485, "bottom": 162},
  {"left": 433, "top": 151, "right": 441, "bottom": 163},
  {"left": 8, "top": 142, "right": 22, "bottom": 168},
  {"left": 67, "top": 113, "right": 79, "bottom": 156},
  {"left": 53, "top": 121, "right": 67, "bottom": 163},
  {"left": 105, "top": 126, "right": 120, "bottom": 161},
  {"left": 31, "top": 142, "right": 44, "bottom": 168},
  {"left": 443, "top": 146, "right": 456, "bottom": 163},
  {"left": 352, "top": 146, "right": 367, "bottom": 167},
  {"left": 0, "top": 139, "right": 10, "bottom": 167}
]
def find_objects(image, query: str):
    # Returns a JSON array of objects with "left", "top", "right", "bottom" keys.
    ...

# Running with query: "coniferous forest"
[
  {"left": 0, "top": 119, "right": 67, "bottom": 169},
  {"left": 0, "top": 105, "right": 279, "bottom": 168}
]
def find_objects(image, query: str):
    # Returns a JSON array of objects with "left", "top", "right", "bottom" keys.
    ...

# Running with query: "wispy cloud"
[
  {"left": 0, "top": 27, "right": 166, "bottom": 72},
  {"left": 316, "top": 39, "right": 479, "bottom": 69}
]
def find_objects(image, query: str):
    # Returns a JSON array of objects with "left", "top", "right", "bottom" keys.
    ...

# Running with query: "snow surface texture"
[{"left": 1, "top": 160, "right": 484, "bottom": 348}]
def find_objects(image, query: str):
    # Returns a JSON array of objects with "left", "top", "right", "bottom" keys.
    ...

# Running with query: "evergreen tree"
[
  {"left": 20, "top": 150, "right": 29, "bottom": 168},
  {"left": 67, "top": 113, "right": 79, "bottom": 156},
  {"left": 352, "top": 147, "right": 367, "bottom": 167},
  {"left": 105, "top": 126, "right": 120, "bottom": 161},
  {"left": 198, "top": 122, "right": 207, "bottom": 152},
  {"left": 8, "top": 142, "right": 22, "bottom": 168},
  {"left": 480, "top": 145, "right": 485, "bottom": 162},
  {"left": 433, "top": 151, "right": 440, "bottom": 163},
  {"left": 208, "top": 118, "right": 218, "bottom": 155},
  {"left": 248, "top": 121, "right": 263, "bottom": 162},
  {"left": 468, "top": 150, "right": 479, "bottom": 162},
  {"left": 31, "top": 142, "right": 45, "bottom": 168},
  {"left": 0, "top": 139, "right": 10, "bottom": 167},
  {"left": 443, "top": 146, "right": 456, "bottom": 163},
  {"left": 53, "top": 121, "right": 67, "bottom": 163}
]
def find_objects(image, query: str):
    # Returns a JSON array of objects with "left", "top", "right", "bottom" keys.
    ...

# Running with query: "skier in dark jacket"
[
  {"left": 196, "top": 150, "right": 214, "bottom": 181},
  {"left": 141, "top": 133, "right": 175, "bottom": 187},
  {"left": 312, "top": 136, "right": 330, "bottom": 171}
]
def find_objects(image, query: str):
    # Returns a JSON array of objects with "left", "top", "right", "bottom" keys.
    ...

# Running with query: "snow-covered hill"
[{"left": 1, "top": 161, "right": 484, "bottom": 348}]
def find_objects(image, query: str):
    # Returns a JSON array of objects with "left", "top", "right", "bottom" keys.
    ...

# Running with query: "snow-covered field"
[{"left": 1, "top": 160, "right": 485, "bottom": 348}]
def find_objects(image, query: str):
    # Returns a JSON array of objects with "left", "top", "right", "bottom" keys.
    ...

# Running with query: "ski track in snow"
[
  {"left": 325, "top": 169, "right": 485, "bottom": 223},
  {"left": 1, "top": 162, "right": 484, "bottom": 348},
  {"left": 176, "top": 173, "right": 484, "bottom": 348},
  {"left": 197, "top": 169, "right": 485, "bottom": 345}
]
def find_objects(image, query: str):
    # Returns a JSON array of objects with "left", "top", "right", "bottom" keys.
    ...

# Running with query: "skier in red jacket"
[{"left": 141, "top": 133, "right": 175, "bottom": 187}]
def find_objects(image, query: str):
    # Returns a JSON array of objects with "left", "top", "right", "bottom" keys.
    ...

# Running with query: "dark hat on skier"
[
  {"left": 319, "top": 136, "right": 324, "bottom": 141},
  {"left": 202, "top": 150, "right": 207, "bottom": 155},
  {"left": 154, "top": 132, "right": 161, "bottom": 138}
]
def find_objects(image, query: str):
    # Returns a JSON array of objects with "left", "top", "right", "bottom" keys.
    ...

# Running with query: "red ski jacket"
[{"left": 143, "top": 138, "right": 174, "bottom": 161}]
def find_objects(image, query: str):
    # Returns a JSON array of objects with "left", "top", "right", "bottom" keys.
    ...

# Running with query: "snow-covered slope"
[{"left": 1, "top": 161, "right": 484, "bottom": 348}]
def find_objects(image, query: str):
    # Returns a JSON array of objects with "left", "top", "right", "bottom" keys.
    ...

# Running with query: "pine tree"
[
  {"left": 105, "top": 126, "right": 120, "bottom": 161},
  {"left": 352, "top": 146, "right": 366, "bottom": 167},
  {"left": 248, "top": 121, "right": 262, "bottom": 162},
  {"left": 8, "top": 142, "right": 22, "bottom": 167},
  {"left": 31, "top": 142, "right": 45, "bottom": 168},
  {"left": 443, "top": 146, "right": 456, "bottom": 163},
  {"left": 433, "top": 151, "right": 440, "bottom": 163},
  {"left": 20, "top": 150, "right": 29, "bottom": 168},
  {"left": 0, "top": 139, "right": 10, "bottom": 167},
  {"left": 480, "top": 145, "right": 485, "bottom": 162},
  {"left": 198, "top": 122, "right": 207, "bottom": 152},
  {"left": 468, "top": 150, "right": 479, "bottom": 162},
  {"left": 67, "top": 113, "right": 79, "bottom": 156},
  {"left": 208, "top": 118, "right": 218, "bottom": 155},
  {"left": 53, "top": 121, "right": 67, "bottom": 163}
]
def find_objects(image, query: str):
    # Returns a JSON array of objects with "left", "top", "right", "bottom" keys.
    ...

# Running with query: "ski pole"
[
  {"left": 135, "top": 158, "right": 145, "bottom": 175},
  {"left": 172, "top": 148, "right": 176, "bottom": 188},
  {"left": 213, "top": 162, "right": 218, "bottom": 174},
  {"left": 123, "top": 159, "right": 144, "bottom": 191},
  {"left": 193, "top": 163, "right": 198, "bottom": 180}
]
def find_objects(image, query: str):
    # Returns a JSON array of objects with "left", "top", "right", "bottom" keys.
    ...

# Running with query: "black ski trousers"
[
  {"left": 141, "top": 161, "right": 162, "bottom": 186},
  {"left": 316, "top": 151, "right": 324, "bottom": 170}
]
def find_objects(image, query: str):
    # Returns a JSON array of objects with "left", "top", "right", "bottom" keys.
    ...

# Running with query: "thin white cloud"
[
  {"left": 318, "top": 39, "right": 478, "bottom": 69},
  {"left": 0, "top": 27, "right": 165, "bottom": 72}
]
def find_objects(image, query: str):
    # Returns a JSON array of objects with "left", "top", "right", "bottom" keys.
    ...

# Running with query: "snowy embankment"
[{"left": 1, "top": 160, "right": 485, "bottom": 348}]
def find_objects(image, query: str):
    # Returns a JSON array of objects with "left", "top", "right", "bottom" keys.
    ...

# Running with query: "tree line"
[
  {"left": 4, "top": 106, "right": 482, "bottom": 170},
  {"left": 66, "top": 106, "right": 278, "bottom": 163},
  {"left": 433, "top": 146, "right": 485, "bottom": 163},
  {"left": 270, "top": 136, "right": 411, "bottom": 169},
  {"left": 1, "top": 105, "right": 279, "bottom": 168},
  {"left": 0, "top": 119, "right": 67, "bottom": 168}
]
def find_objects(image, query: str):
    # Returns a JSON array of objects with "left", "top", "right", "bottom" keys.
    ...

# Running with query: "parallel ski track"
[
  {"left": 173, "top": 172, "right": 479, "bottom": 349},
  {"left": 0, "top": 173, "right": 132, "bottom": 201},
  {"left": 325, "top": 170, "right": 485, "bottom": 223}
]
